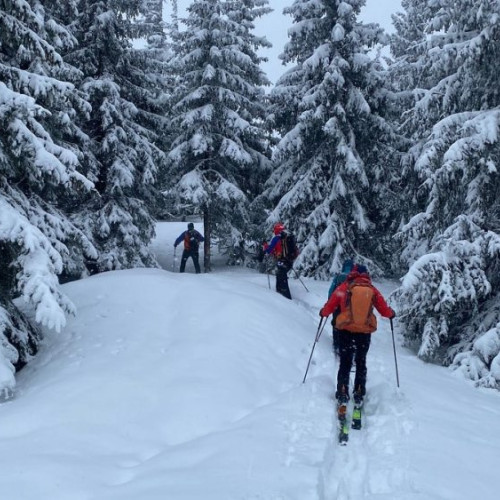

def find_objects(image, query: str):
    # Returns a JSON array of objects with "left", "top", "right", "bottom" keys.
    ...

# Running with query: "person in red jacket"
[
  {"left": 264, "top": 222, "right": 292, "bottom": 299},
  {"left": 319, "top": 265, "right": 395, "bottom": 404}
]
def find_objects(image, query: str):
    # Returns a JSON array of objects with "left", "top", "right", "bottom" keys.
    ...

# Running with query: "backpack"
[
  {"left": 281, "top": 232, "right": 299, "bottom": 261},
  {"left": 335, "top": 283, "right": 377, "bottom": 333},
  {"left": 185, "top": 229, "right": 199, "bottom": 251}
]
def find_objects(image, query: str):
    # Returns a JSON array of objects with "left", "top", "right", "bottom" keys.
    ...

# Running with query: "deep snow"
[{"left": 0, "top": 221, "right": 499, "bottom": 500}]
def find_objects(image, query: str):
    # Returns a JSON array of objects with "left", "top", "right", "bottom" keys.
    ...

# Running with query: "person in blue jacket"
[
  {"left": 328, "top": 259, "right": 355, "bottom": 356},
  {"left": 174, "top": 222, "right": 205, "bottom": 273}
]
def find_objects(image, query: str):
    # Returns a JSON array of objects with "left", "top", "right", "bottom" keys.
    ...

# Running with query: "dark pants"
[
  {"left": 336, "top": 330, "right": 371, "bottom": 399},
  {"left": 331, "top": 311, "right": 340, "bottom": 356},
  {"left": 180, "top": 250, "right": 201, "bottom": 273},
  {"left": 276, "top": 260, "right": 291, "bottom": 299}
]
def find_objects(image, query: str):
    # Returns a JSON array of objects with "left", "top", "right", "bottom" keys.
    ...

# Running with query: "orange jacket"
[{"left": 320, "top": 272, "right": 394, "bottom": 333}]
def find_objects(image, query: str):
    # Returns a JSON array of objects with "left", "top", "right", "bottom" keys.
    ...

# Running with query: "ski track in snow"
[
  {"left": 278, "top": 274, "right": 414, "bottom": 500},
  {"left": 164, "top": 255, "right": 415, "bottom": 499},
  {"left": 318, "top": 369, "right": 415, "bottom": 499}
]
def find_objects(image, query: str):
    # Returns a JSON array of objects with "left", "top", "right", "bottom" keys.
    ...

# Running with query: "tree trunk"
[{"left": 203, "top": 208, "right": 211, "bottom": 272}]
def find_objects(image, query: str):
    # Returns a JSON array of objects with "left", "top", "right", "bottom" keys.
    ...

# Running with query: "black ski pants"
[
  {"left": 180, "top": 249, "right": 201, "bottom": 273},
  {"left": 275, "top": 259, "right": 291, "bottom": 299},
  {"left": 336, "top": 330, "right": 371, "bottom": 398},
  {"left": 331, "top": 310, "right": 340, "bottom": 356}
]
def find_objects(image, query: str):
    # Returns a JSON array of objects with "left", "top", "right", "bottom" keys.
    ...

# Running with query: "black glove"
[{"left": 390, "top": 310, "right": 396, "bottom": 319}]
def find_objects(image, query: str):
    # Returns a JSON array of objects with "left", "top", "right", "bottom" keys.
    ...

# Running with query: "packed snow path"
[{"left": 0, "top": 222, "right": 498, "bottom": 499}]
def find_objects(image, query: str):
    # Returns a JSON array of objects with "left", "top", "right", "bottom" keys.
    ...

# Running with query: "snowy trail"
[
  {"left": 277, "top": 272, "right": 413, "bottom": 500},
  {"left": 153, "top": 225, "right": 500, "bottom": 500},
  {"left": 319, "top": 366, "right": 414, "bottom": 499},
  {"left": 297, "top": 317, "right": 415, "bottom": 499}
]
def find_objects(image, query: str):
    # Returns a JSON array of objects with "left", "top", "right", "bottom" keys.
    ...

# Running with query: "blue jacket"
[
  {"left": 328, "top": 259, "right": 354, "bottom": 298},
  {"left": 264, "top": 235, "right": 282, "bottom": 256},
  {"left": 174, "top": 230, "right": 204, "bottom": 251}
]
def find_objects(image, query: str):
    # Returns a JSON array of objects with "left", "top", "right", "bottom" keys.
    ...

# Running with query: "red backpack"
[{"left": 184, "top": 230, "right": 200, "bottom": 251}]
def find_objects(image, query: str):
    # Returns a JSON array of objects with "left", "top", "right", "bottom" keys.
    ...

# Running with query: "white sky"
[{"left": 171, "top": 0, "right": 403, "bottom": 83}]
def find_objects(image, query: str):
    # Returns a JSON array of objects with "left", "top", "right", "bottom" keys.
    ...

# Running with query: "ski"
[
  {"left": 351, "top": 401, "right": 363, "bottom": 430},
  {"left": 337, "top": 401, "right": 349, "bottom": 445}
]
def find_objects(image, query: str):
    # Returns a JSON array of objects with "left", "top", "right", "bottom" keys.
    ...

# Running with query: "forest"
[{"left": 1, "top": 0, "right": 499, "bottom": 393}]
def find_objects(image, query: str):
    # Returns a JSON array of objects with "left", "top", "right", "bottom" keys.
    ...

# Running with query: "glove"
[
  {"left": 389, "top": 310, "right": 396, "bottom": 319},
  {"left": 174, "top": 243, "right": 177, "bottom": 248},
  {"left": 319, "top": 308, "right": 327, "bottom": 318}
]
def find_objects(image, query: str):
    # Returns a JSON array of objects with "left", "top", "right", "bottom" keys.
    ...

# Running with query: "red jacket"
[
  {"left": 320, "top": 272, "right": 394, "bottom": 333},
  {"left": 264, "top": 234, "right": 283, "bottom": 259}
]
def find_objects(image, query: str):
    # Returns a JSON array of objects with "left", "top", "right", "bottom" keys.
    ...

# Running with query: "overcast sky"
[{"left": 172, "top": 0, "right": 403, "bottom": 84}]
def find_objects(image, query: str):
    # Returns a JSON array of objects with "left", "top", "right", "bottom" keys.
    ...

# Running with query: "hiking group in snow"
[{"left": 173, "top": 222, "right": 395, "bottom": 416}]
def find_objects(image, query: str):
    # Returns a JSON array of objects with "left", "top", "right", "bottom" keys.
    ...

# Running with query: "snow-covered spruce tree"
[
  {"left": 383, "top": 0, "right": 442, "bottom": 248},
  {"left": 391, "top": 0, "right": 500, "bottom": 388},
  {"left": 389, "top": 0, "right": 443, "bottom": 97},
  {"left": 167, "top": 0, "right": 272, "bottom": 271},
  {"left": 0, "top": 0, "right": 97, "bottom": 393},
  {"left": 132, "top": 0, "right": 176, "bottom": 219},
  {"left": 64, "top": 0, "right": 166, "bottom": 272},
  {"left": 263, "top": 0, "right": 396, "bottom": 278},
  {"left": 136, "top": 0, "right": 164, "bottom": 41},
  {"left": 133, "top": 0, "right": 182, "bottom": 220}
]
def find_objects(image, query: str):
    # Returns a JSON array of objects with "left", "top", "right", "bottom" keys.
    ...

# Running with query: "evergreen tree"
[
  {"left": 389, "top": 0, "right": 441, "bottom": 97},
  {"left": 137, "top": 0, "right": 164, "bottom": 44},
  {"left": 0, "top": 0, "right": 96, "bottom": 393},
  {"left": 65, "top": 0, "right": 166, "bottom": 272},
  {"left": 167, "top": 0, "right": 272, "bottom": 271},
  {"left": 134, "top": 0, "right": 175, "bottom": 218},
  {"left": 135, "top": 0, "right": 182, "bottom": 220},
  {"left": 263, "top": 0, "right": 392, "bottom": 278},
  {"left": 392, "top": 0, "right": 500, "bottom": 388}
]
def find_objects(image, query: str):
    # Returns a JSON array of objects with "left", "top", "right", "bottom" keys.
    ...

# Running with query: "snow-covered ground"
[{"left": 0, "top": 221, "right": 499, "bottom": 499}]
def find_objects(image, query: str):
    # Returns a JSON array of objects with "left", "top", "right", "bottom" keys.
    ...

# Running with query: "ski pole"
[
  {"left": 302, "top": 317, "right": 327, "bottom": 384},
  {"left": 293, "top": 269, "right": 309, "bottom": 292},
  {"left": 264, "top": 256, "right": 271, "bottom": 289},
  {"left": 173, "top": 247, "right": 177, "bottom": 272},
  {"left": 390, "top": 318, "right": 400, "bottom": 388}
]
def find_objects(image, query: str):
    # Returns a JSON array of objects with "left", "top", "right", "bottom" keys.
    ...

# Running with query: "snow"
[{"left": 1, "top": 221, "right": 499, "bottom": 499}]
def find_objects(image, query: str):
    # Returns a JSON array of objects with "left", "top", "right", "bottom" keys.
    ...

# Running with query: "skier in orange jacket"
[{"left": 320, "top": 265, "right": 395, "bottom": 404}]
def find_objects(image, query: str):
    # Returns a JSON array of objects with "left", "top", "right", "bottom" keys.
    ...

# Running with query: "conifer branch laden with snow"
[
  {"left": 65, "top": 0, "right": 167, "bottom": 272},
  {"left": 262, "top": 0, "right": 396, "bottom": 278},
  {"left": 0, "top": 0, "right": 97, "bottom": 393},
  {"left": 391, "top": 0, "right": 500, "bottom": 388},
  {"left": 166, "top": 0, "right": 272, "bottom": 267}
]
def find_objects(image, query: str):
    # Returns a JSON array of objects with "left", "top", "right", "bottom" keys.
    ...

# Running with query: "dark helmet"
[
  {"left": 187, "top": 222, "right": 194, "bottom": 230},
  {"left": 357, "top": 264, "right": 369, "bottom": 275}
]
